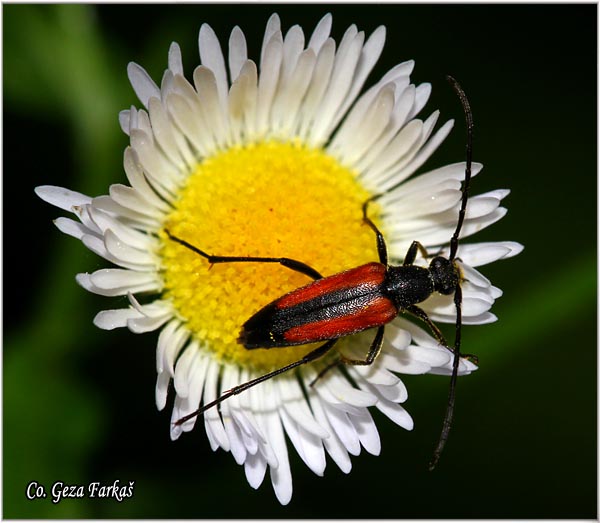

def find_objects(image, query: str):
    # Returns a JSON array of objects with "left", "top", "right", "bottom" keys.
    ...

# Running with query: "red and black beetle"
[{"left": 166, "top": 76, "right": 474, "bottom": 469}]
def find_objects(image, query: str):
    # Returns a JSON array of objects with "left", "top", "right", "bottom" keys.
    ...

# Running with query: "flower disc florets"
[{"left": 161, "top": 140, "right": 378, "bottom": 371}]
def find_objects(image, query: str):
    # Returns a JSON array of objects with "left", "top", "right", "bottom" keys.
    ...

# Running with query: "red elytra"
[
  {"left": 276, "top": 262, "right": 386, "bottom": 309},
  {"left": 282, "top": 296, "right": 397, "bottom": 343},
  {"left": 240, "top": 262, "right": 404, "bottom": 349}
]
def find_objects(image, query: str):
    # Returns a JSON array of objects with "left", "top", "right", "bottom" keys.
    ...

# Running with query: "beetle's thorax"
[{"left": 383, "top": 265, "right": 435, "bottom": 309}]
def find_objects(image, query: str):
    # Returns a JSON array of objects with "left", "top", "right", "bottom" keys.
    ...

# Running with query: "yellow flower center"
[{"left": 161, "top": 140, "right": 380, "bottom": 372}]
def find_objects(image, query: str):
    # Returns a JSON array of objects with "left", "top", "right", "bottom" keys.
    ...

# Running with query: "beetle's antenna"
[
  {"left": 173, "top": 339, "right": 338, "bottom": 426},
  {"left": 428, "top": 76, "right": 473, "bottom": 471},
  {"left": 447, "top": 75, "right": 474, "bottom": 262}
]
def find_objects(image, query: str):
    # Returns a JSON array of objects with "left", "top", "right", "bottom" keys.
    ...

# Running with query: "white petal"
[
  {"left": 248, "top": 377, "right": 279, "bottom": 469},
  {"left": 108, "top": 183, "right": 165, "bottom": 218},
  {"left": 272, "top": 48, "right": 316, "bottom": 134},
  {"left": 388, "top": 207, "right": 507, "bottom": 254},
  {"left": 429, "top": 311, "right": 498, "bottom": 326},
  {"left": 327, "top": 25, "right": 387, "bottom": 137},
  {"left": 261, "top": 381, "right": 293, "bottom": 505},
  {"left": 317, "top": 398, "right": 361, "bottom": 456},
  {"left": 93, "top": 307, "right": 141, "bottom": 330},
  {"left": 383, "top": 322, "right": 412, "bottom": 349},
  {"left": 453, "top": 241, "right": 525, "bottom": 267},
  {"left": 167, "top": 92, "right": 211, "bottom": 157},
  {"left": 260, "top": 13, "right": 281, "bottom": 66},
  {"left": 423, "top": 291, "right": 492, "bottom": 318},
  {"left": 386, "top": 161, "right": 482, "bottom": 200},
  {"left": 76, "top": 270, "right": 157, "bottom": 297},
  {"left": 281, "top": 25, "right": 305, "bottom": 81},
  {"left": 349, "top": 360, "right": 401, "bottom": 387},
  {"left": 135, "top": 107, "right": 152, "bottom": 134},
  {"left": 193, "top": 66, "right": 229, "bottom": 148},
  {"left": 278, "top": 378, "right": 329, "bottom": 439},
  {"left": 89, "top": 268, "right": 159, "bottom": 291},
  {"left": 129, "top": 130, "right": 179, "bottom": 195},
  {"left": 228, "top": 26, "right": 247, "bottom": 82},
  {"left": 377, "top": 349, "right": 432, "bottom": 375},
  {"left": 53, "top": 217, "right": 91, "bottom": 239},
  {"left": 226, "top": 374, "right": 265, "bottom": 451},
  {"left": 407, "top": 82, "right": 432, "bottom": 120},
  {"left": 306, "top": 387, "right": 352, "bottom": 473},
  {"left": 231, "top": 398, "right": 264, "bottom": 450},
  {"left": 148, "top": 97, "right": 188, "bottom": 173},
  {"left": 332, "top": 83, "right": 396, "bottom": 165},
  {"left": 231, "top": 60, "right": 258, "bottom": 140},
  {"left": 351, "top": 84, "right": 416, "bottom": 174},
  {"left": 88, "top": 205, "right": 161, "bottom": 251},
  {"left": 280, "top": 407, "right": 326, "bottom": 477},
  {"left": 379, "top": 118, "right": 455, "bottom": 193},
  {"left": 375, "top": 380, "right": 409, "bottom": 403},
  {"left": 459, "top": 262, "right": 491, "bottom": 288},
  {"left": 308, "top": 13, "right": 332, "bottom": 52},
  {"left": 382, "top": 180, "right": 460, "bottom": 223},
  {"left": 220, "top": 366, "right": 247, "bottom": 465},
  {"left": 310, "top": 26, "right": 363, "bottom": 145},
  {"left": 361, "top": 118, "right": 424, "bottom": 187},
  {"left": 103, "top": 229, "right": 157, "bottom": 267},
  {"left": 92, "top": 196, "right": 161, "bottom": 230},
  {"left": 127, "top": 62, "right": 160, "bottom": 108},
  {"left": 296, "top": 39, "right": 335, "bottom": 140},
  {"left": 173, "top": 347, "right": 210, "bottom": 434},
  {"left": 168, "top": 42, "right": 184, "bottom": 75},
  {"left": 35, "top": 185, "right": 92, "bottom": 212},
  {"left": 198, "top": 23, "right": 228, "bottom": 110},
  {"left": 155, "top": 319, "right": 188, "bottom": 375},
  {"left": 173, "top": 343, "right": 200, "bottom": 398},
  {"left": 323, "top": 371, "right": 378, "bottom": 408},
  {"left": 348, "top": 409, "right": 380, "bottom": 456},
  {"left": 119, "top": 109, "right": 131, "bottom": 135},
  {"left": 429, "top": 355, "right": 478, "bottom": 375},
  {"left": 357, "top": 379, "right": 413, "bottom": 430},
  {"left": 244, "top": 452, "right": 267, "bottom": 490},
  {"left": 255, "top": 31, "right": 283, "bottom": 136},
  {"left": 155, "top": 371, "right": 171, "bottom": 411},
  {"left": 203, "top": 359, "right": 230, "bottom": 451},
  {"left": 126, "top": 310, "right": 172, "bottom": 333}
]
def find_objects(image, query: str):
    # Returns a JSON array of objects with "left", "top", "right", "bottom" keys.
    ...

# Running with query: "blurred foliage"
[{"left": 4, "top": 3, "right": 596, "bottom": 519}]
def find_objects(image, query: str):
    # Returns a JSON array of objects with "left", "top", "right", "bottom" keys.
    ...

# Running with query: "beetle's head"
[{"left": 429, "top": 256, "right": 460, "bottom": 295}]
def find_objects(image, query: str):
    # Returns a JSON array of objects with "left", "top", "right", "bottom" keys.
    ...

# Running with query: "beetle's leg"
[
  {"left": 406, "top": 304, "right": 478, "bottom": 363},
  {"left": 309, "top": 326, "right": 385, "bottom": 387},
  {"left": 338, "top": 325, "right": 385, "bottom": 366},
  {"left": 462, "top": 353, "right": 479, "bottom": 364},
  {"left": 174, "top": 339, "right": 338, "bottom": 426},
  {"left": 406, "top": 305, "right": 449, "bottom": 347},
  {"left": 403, "top": 241, "right": 430, "bottom": 266},
  {"left": 309, "top": 358, "right": 340, "bottom": 387},
  {"left": 165, "top": 229, "right": 323, "bottom": 280},
  {"left": 362, "top": 198, "right": 388, "bottom": 265}
]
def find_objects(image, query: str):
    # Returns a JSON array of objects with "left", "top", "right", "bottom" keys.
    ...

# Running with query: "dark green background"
[{"left": 4, "top": 4, "right": 596, "bottom": 519}]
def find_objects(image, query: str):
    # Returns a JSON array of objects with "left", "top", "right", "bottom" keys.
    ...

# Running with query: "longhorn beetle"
[{"left": 166, "top": 76, "right": 475, "bottom": 470}]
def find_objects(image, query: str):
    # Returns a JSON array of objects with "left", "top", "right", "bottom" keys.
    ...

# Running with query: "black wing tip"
[
  {"left": 237, "top": 329, "right": 254, "bottom": 349},
  {"left": 239, "top": 301, "right": 286, "bottom": 349},
  {"left": 238, "top": 327, "right": 282, "bottom": 349}
]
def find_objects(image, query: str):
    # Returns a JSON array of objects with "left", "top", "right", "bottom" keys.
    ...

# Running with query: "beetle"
[{"left": 166, "top": 76, "right": 475, "bottom": 469}]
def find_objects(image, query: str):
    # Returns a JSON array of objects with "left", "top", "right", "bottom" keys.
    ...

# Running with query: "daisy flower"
[{"left": 35, "top": 14, "right": 522, "bottom": 504}]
